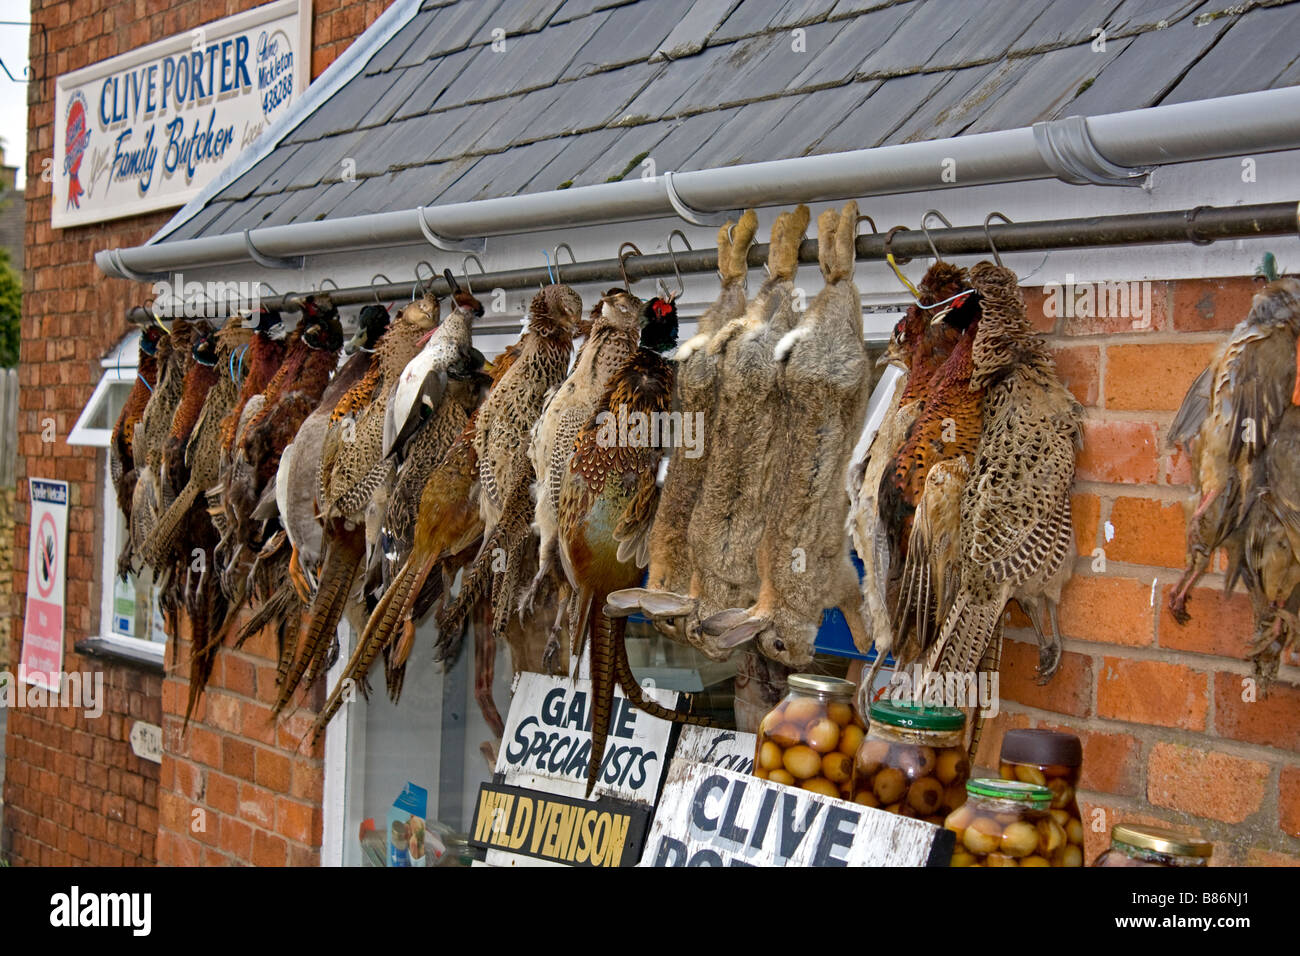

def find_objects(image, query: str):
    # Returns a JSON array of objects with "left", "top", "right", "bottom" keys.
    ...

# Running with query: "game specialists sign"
[{"left": 52, "top": 0, "right": 310, "bottom": 228}]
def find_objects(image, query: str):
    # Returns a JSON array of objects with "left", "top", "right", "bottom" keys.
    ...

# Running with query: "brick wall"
[
  {"left": 5, "top": 0, "right": 390, "bottom": 867},
  {"left": 975, "top": 275, "right": 1300, "bottom": 867}
]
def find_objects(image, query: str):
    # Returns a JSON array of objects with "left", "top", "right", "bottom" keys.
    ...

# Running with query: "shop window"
[{"left": 67, "top": 330, "right": 167, "bottom": 662}]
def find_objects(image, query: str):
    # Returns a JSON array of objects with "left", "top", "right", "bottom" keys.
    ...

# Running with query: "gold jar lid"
[
  {"left": 787, "top": 674, "right": 856, "bottom": 697},
  {"left": 1111, "top": 824, "right": 1213, "bottom": 858}
]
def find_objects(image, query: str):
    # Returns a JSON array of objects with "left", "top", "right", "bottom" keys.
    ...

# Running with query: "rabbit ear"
[
  {"left": 724, "top": 208, "right": 759, "bottom": 282},
  {"left": 833, "top": 200, "right": 859, "bottom": 283},
  {"left": 817, "top": 208, "right": 839, "bottom": 279}
]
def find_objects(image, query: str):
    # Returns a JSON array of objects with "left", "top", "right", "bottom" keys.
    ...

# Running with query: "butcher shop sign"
[{"left": 52, "top": 0, "right": 310, "bottom": 228}]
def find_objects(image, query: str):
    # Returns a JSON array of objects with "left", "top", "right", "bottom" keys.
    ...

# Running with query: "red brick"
[
  {"left": 255, "top": 748, "right": 292, "bottom": 792},
  {"left": 1159, "top": 587, "right": 1254, "bottom": 658},
  {"left": 276, "top": 797, "right": 321, "bottom": 845},
  {"left": 1051, "top": 345, "right": 1099, "bottom": 405},
  {"left": 1105, "top": 343, "right": 1218, "bottom": 411},
  {"left": 1056, "top": 278, "right": 1167, "bottom": 335},
  {"left": 252, "top": 829, "right": 288, "bottom": 867},
  {"left": 1058, "top": 575, "right": 1154, "bottom": 647},
  {"left": 222, "top": 738, "right": 255, "bottom": 779},
  {"left": 1097, "top": 657, "right": 1208, "bottom": 730},
  {"left": 238, "top": 783, "right": 276, "bottom": 829},
  {"left": 1105, "top": 496, "right": 1187, "bottom": 568},
  {"left": 220, "top": 818, "right": 254, "bottom": 859},
  {"left": 1171, "top": 276, "right": 1259, "bottom": 331},
  {"left": 205, "top": 771, "right": 239, "bottom": 816},
  {"left": 222, "top": 655, "right": 257, "bottom": 699},
  {"left": 1246, "top": 847, "right": 1300, "bottom": 867},
  {"left": 1212, "top": 672, "right": 1300, "bottom": 751},
  {"left": 1147, "top": 742, "right": 1268, "bottom": 823},
  {"left": 1076, "top": 420, "right": 1159, "bottom": 484},
  {"left": 1071, "top": 493, "right": 1100, "bottom": 556},
  {"left": 999, "top": 638, "right": 1094, "bottom": 717}
]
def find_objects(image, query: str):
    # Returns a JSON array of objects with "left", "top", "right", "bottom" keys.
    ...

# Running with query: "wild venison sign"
[
  {"left": 470, "top": 783, "right": 651, "bottom": 868},
  {"left": 641, "top": 760, "right": 954, "bottom": 867}
]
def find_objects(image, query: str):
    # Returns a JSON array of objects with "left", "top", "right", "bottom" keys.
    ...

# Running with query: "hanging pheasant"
[
  {"left": 122, "top": 319, "right": 194, "bottom": 580},
  {"left": 557, "top": 302, "right": 712, "bottom": 795},
  {"left": 145, "top": 326, "right": 246, "bottom": 720},
  {"left": 311, "top": 336, "right": 535, "bottom": 745},
  {"left": 109, "top": 322, "right": 164, "bottom": 551},
  {"left": 434, "top": 284, "right": 583, "bottom": 664},
  {"left": 520, "top": 287, "right": 646, "bottom": 666},
  {"left": 604, "top": 211, "right": 757, "bottom": 623},
  {"left": 705, "top": 202, "right": 873, "bottom": 667},
  {"left": 847, "top": 261, "right": 972, "bottom": 675},
  {"left": 1167, "top": 276, "right": 1300, "bottom": 680},
  {"left": 278, "top": 295, "right": 439, "bottom": 715},
  {"left": 917, "top": 262, "right": 1083, "bottom": 756}
]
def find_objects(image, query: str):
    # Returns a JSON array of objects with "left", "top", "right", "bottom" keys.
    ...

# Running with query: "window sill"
[{"left": 73, "top": 636, "right": 165, "bottom": 674}]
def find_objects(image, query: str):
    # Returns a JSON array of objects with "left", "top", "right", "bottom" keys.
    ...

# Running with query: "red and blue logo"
[{"left": 63, "top": 91, "right": 91, "bottom": 210}]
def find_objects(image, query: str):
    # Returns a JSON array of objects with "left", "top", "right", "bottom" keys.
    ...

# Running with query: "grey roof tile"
[
  {"left": 852, "top": 0, "right": 979, "bottom": 76},
  {"left": 293, "top": 179, "right": 359, "bottom": 223},
  {"left": 829, "top": 0, "right": 911, "bottom": 15},
  {"left": 350, "top": 117, "right": 436, "bottom": 177},
  {"left": 772, "top": 80, "right": 879, "bottom": 156},
  {"left": 219, "top": 143, "right": 304, "bottom": 201},
  {"left": 680, "top": 96, "right": 801, "bottom": 169},
  {"left": 437, "top": 138, "right": 571, "bottom": 202},
  {"left": 357, "top": 63, "right": 435, "bottom": 129},
  {"left": 255, "top": 184, "right": 337, "bottom": 228},
  {"left": 655, "top": 0, "right": 745, "bottom": 59},
  {"left": 551, "top": 0, "right": 637, "bottom": 23},
  {"left": 1104, "top": 0, "right": 1205, "bottom": 32},
  {"left": 711, "top": 0, "right": 840, "bottom": 43},
  {"left": 286, "top": 70, "right": 401, "bottom": 141},
  {"left": 570, "top": 119, "right": 677, "bottom": 185},
  {"left": 529, "top": 62, "right": 663, "bottom": 137},
  {"left": 1063, "top": 12, "right": 1233, "bottom": 117},
  {"left": 363, "top": 8, "right": 438, "bottom": 75},
  {"left": 165, "top": 199, "right": 231, "bottom": 240},
  {"left": 621, "top": 42, "right": 732, "bottom": 118},
  {"left": 964, "top": 36, "right": 1135, "bottom": 134},
  {"left": 250, "top": 144, "right": 308, "bottom": 195},
  {"left": 439, "top": 13, "right": 603, "bottom": 103},
  {"left": 422, "top": 100, "right": 518, "bottom": 162},
  {"left": 898, "top": 57, "right": 1028, "bottom": 139},
  {"left": 787, "top": 2, "right": 915, "bottom": 86},
  {"left": 393, "top": 47, "right": 480, "bottom": 119},
  {"left": 474, "top": 86, "right": 568, "bottom": 151},
  {"left": 523, "top": 127, "right": 627, "bottom": 192},
  {"left": 1163, "top": 2, "right": 1300, "bottom": 103},
  {"left": 920, "top": 0, "right": 1056, "bottom": 70},
  {"left": 706, "top": 19, "right": 850, "bottom": 107},
  {"left": 394, "top": 0, "right": 505, "bottom": 68},
  {"left": 635, "top": 108, "right": 744, "bottom": 173},
  {"left": 886, "top": 63, "right": 999, "bottom": 142},
  {"left": 815, "top": 70, "right": 952, "bottom": 152},
  {"left": 490, "top": 0, "right": 568, "bottom": 35},
  {"left": 1006, "top": 0, "right": 1126, "bottom": 54},
  {"left": 560, "top": 0, "right": 696, "bottom": 78}
]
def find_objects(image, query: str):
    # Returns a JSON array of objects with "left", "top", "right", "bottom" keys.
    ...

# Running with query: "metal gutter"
[
  {"left": 98, "top": 85, "right": 1300, "bottom": 280},
  {"left": 126, "top": 201, "right": 1300, "bottom": 329}
]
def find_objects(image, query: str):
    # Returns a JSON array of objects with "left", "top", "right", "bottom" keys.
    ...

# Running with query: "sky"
[{"left": 0, "top": 2, "right": 29, "bottom": 183}]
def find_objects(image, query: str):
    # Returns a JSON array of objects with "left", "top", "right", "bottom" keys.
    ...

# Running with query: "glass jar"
[
  {"left": 944, "top": 778, "right": 1076, "bottom": 867},
  {"left": 754, "top": 674, "right": 863, "bottom": 800},
  {"left": 852, "top": 700, "right": 968, "bottom": 823},
  {"left": 1093, "top": 824, "right": 1213, "bottom": 867},
  {"left": 999, "top": 729, "right": 1084, "bottom": 862}
]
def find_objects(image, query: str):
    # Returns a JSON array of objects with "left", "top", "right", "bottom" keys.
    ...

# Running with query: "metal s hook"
[
  {"left": 370, "top": 273, "right": 393, "bottom": 307},
  {"left": 983, "top": 212, "right": 1013, "bottom": 267},
  {"left": 883, "top": 226, "right": 922, "bottom": 302},
  {"left": 462, "top": 253, "right": 487, "bottom": 296},
  {"left": 665, "top": 230, "right": 690, "bottom": 301},
  {"left": 414, "top": 261, "right": 437, "bottom": 301},
  {"left": 618, "top": 242, "right": 642, "bottom": 293},
  {"left": 553, "top": 243, "right": 577, "bottom": 284},
  {"left": 920, "top": 209, "right": 953, "bottom": 262}
]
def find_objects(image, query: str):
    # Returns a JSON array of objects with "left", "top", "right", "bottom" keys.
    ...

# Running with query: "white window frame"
[{"left": 67, "top": 330, "right": 166, "bottom": 664}]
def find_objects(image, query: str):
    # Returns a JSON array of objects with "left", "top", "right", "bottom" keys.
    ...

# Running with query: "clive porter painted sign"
[{"left": 52, "top": 0, "right": 310, "bottom": 228}]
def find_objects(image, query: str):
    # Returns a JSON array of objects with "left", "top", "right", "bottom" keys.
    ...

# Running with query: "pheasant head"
[
  {"left": 528, "top": 283, "right": 584, "bottom": 339},
  {"left": 639, "top": 296, "right": 679, "bottom": 355}
]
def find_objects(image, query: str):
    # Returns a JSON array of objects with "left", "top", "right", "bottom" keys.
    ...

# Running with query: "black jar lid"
[{"left": 1000, "top": 729, "right": 1082, "bottom": 768}]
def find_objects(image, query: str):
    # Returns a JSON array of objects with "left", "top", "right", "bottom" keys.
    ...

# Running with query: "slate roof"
[{"left": 162, "top": 0, "right": 1300, "bottom": 242}]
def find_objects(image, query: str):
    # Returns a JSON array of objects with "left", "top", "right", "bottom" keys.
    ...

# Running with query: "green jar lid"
[
  {"left": 966, "top": 778, "right": 1052, "bottom": 808},
  {"left": 869, "top": 698, "right": 965, "bottom": 731}
]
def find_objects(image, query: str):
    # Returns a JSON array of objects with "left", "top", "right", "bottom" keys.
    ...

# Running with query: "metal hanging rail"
[{"left": 127, "top": 200, "right": 1300, "bottom": 327}]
